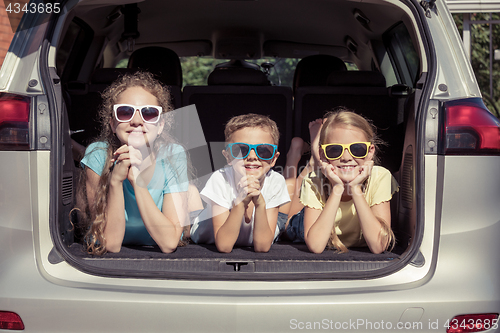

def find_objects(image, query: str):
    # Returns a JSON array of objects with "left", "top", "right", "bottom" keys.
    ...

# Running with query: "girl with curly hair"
[{"left": 77, "top": 71, "right": 189, "bottom": 254}]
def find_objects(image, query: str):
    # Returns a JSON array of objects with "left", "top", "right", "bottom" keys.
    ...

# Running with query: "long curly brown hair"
[{"left": 74, "top": 71, "right": 189, "bottom": 255}]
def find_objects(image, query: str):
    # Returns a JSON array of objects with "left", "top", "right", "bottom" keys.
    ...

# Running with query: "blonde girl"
[
  {"left": 77, "top": 72, "right": 189, "bottom": 255},
  {"left": 296, "top": 108, "right": 397, "bottom": 254}
]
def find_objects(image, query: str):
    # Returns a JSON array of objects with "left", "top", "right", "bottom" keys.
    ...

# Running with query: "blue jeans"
[
  {"left": 285, "top": 208, "right": 305, "bottom": 242},
  {"left": 275, "top": 212, "right": 288, "bottom": 242}
]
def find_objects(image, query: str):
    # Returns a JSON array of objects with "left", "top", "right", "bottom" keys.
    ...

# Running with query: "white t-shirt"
[{"left": 190, "top": 166, "right": 290, "bottom": 246}]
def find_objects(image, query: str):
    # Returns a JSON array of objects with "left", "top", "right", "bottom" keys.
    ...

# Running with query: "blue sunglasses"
[{"left": 226, "top": 142, "right": 278, "bottom": 160}]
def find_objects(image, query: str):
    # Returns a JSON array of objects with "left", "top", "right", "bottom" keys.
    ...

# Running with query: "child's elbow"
[
  {"left": 158, "top": 241, "right": 178, "bottom": 254},
  {"left": 253, "top": 243, "right": 271, "bottom": 253},
  {"left": 370, "top": 246, "right": 385, "bottom": 254},
  {"left": 308, "top": 246, "right": 324, "bottom": 254},
  {"left": 306, "top": 242, "right": 324, "bottom": 254},
  {"left": 106, "top": 242, "right": 122, "bottom": 253},
  {"left": 159, "top": 246, "right": 176, "bottom": 254},
  {"left": 156, "top": 237, "right": 180, "bottom": 254},
  {"left": 216, "top": 243, "right": 234, "bottom": 253},
  {"left": 368, "top": 243, "right": 385, "bottom": 254}
]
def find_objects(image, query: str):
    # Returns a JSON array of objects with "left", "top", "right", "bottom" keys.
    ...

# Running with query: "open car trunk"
[{"left": 50, "top": 0, "right": 424, "bottom": 281}]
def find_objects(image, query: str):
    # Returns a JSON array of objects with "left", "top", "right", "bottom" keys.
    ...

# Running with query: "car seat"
[
  {"left": 127, "top": 46, "right": 183, "bottom": 109},
  {"left": 183, "top": 60, "right": 292, "bottom": 172}
]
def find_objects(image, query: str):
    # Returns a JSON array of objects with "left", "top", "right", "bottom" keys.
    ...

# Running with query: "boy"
[{"left": 190, "top": 114, "right": 290, "bottom": 253}]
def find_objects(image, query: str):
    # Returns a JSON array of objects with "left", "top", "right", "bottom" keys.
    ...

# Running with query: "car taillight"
[
  {"left": 443, "top": 98, "right": 500, "bottom": 155},
  {"left": 0, "top": 311, "right": 24, "bottom": 330},
  {"left": 0, "top": 93, "right": 30, "bottom": 150},
  {"left": 446, "top": 313, "right": 499, "bottom": 333}
]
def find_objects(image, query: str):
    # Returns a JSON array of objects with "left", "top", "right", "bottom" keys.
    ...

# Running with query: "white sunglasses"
[{"left": 113, "top": 104, "right": 162, "bottom": 124}]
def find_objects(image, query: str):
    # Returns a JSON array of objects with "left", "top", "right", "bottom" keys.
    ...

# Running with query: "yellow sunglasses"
[{"left": 321, "top": 142, "right": 371, "bottom": 160}]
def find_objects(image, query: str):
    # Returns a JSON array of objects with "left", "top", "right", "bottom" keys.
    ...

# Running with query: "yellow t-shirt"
[{"left": 299, "top": 166, "right": 399, "bottom": 247}]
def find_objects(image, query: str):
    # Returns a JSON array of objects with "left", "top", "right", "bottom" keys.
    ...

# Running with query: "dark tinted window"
[
  {"left": 384, "top": 22, "right": 419, "bottom": 87},
  {"left": 56, "top": 18, "right": 93, "bottom": 81}
]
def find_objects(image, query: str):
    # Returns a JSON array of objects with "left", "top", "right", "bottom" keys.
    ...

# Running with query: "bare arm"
[
  {"left": 303, "top": 161, "right": 345, "bottom": 253},
  {"left": 212, "top": 174, "right": 277, "bottom": 253},
  {"left": 134, "top": 186, "right": 186, "bottom": 253},
  {"left": 85, "top": 167, "right": 99, "bottom": 218},
  {"left": 129, "top": 146, "right": 187, "bottom": 253},
  {"left": 303, "top": 188, "right": 343, "bottom": 254},
  {"left": 351, "top": 191, "right": 391, "bottom": 254},
  {"left": 84, "top": 145, "right": 130, "bottom": 253},
  {"left": 212, "top": 175, "right": 256, "bottom": 253},
  {"left": 252, "top": 195, "right": 278, "bottom": 253},
  {"left": 99, "top": 145, "right": 132, "bottom": 252},
  {"left": 83, "top": 147, "right": 129, "bottom": 253},
  {"left": 212, "top": 202, "right": 244, "bottom": 253},
  {"left": 347, "top": 161, "right": 391, "bottom": 254}
]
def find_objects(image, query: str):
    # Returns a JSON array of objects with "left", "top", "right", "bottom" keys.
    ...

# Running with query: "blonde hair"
[
  {"left": 224, "top": 113, "right": 280, "bottom": 145},
  {"left": 319, "top": 107, "right": 383, "bottom": 164},
  {"left": 319, "top": 107, "right": 394, "bottom": 253},
  {"left": 74, "top": 71, "right": 189, "bottom": 255}
]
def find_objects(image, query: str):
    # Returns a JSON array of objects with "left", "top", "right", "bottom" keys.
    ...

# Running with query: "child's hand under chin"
[
  {"left": 320, "top": 159, "right": 374, "bottom": 196},
  {"left": 347, "top": 160, "right": 374, "bottom": 194},
  {"left": 128, "top": 145, "right": 154, "bottom": 187},
  {"left": 234, "top": 175, "right": 262, "bottom": 207},
  {"left": 320, "top": 160, "right": 344, "bottom": 188},
  {"left": 110, "top": 144, "right": 132, "bottom": 184}
]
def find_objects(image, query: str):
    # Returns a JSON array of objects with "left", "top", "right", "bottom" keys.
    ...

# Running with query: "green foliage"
[
  {"left": 180, "top": 57, "right": 357, "bottom": 88},
  {"left": 254, "top": 58, "right": 300, "bottom": 86},
  {"left": 453, "top": 13, "right": 500, "bottom": 118},
  {"left": 115, "top": 58, "right": 128, "bottom": 68},
  {"left": 180, "top": 57, "right": 226, "bottom": 87},
  {"left": 180, "top": 57, "right": 301, "bottom": 87}
]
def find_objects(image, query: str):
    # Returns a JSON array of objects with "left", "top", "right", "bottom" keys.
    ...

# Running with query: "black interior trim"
[{"left": 66, "top": 242, "right": 406, "bottom": 280}]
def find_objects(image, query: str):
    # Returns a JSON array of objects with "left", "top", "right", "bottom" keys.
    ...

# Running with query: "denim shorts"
[
  {"left": 285, "top": 208, "right": 305, "bottom": 242},
  {"left": 275, "top": 212, "right": 288, "bottom": 242},
  {"left": 276, "top": 212, "right": 288, "bottom": 232}
]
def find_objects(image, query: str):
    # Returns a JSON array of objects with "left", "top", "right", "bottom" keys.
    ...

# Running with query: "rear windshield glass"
[{"left": 115, "top": 56, "right": 357, "bottom": 87}]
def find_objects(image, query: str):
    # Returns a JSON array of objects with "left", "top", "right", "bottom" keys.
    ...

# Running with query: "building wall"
[
  {"left": 0, "top": 0, "right": 29, "bottom": 67},
  {"left": 446, "top": 0, "right": 500, "bottom": 13}
]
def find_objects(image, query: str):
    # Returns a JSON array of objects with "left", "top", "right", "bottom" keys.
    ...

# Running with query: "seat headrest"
[
  {"left": 214, "top": 59, "right": 260, "bottom": 70},
  {"left": 293, "top": 55, "right": 347, "bottom": 90},
  {"left": 127, "top": 46, "right": 182, "bottom": 86},
  {"left": 91, "top": 68, "right": 137, "bottom": 84},
  {"left": 327, "top": 71, "right": 386, "bottom": 87},
  {"left": 208, "top": 60, "right": 270, "bottom": 86}
]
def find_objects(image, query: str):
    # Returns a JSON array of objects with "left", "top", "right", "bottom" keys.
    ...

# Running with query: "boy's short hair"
[{"left": 224, "top": 113, "right": 280, "bottom": 145}]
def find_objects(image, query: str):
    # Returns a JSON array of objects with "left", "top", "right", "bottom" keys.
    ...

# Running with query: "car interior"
[{"left": 55, "top": 0, "right": 422, "bottom": 278}]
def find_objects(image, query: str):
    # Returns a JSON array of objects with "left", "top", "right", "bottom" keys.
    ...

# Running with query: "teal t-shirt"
[{"left": 81, "top": 141, "right": 189, "bottom": 246}]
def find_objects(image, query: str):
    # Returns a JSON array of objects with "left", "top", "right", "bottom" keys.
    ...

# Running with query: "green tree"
[
  {"left": 181, "top": 57, "right": 225, "bottom": 87},
  {"left": 454, "top": 13, "right": 500, "bottom": 118},
  {"left": 254, "top": 58, "right": 300, "bottom": 86},
  {"left": 180, "top": 57, "right": 301, "bottom": 87}
]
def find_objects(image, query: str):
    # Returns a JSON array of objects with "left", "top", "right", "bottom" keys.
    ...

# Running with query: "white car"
[{"left": 1, "top": 0, "right": 500, "bottom": 331}]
